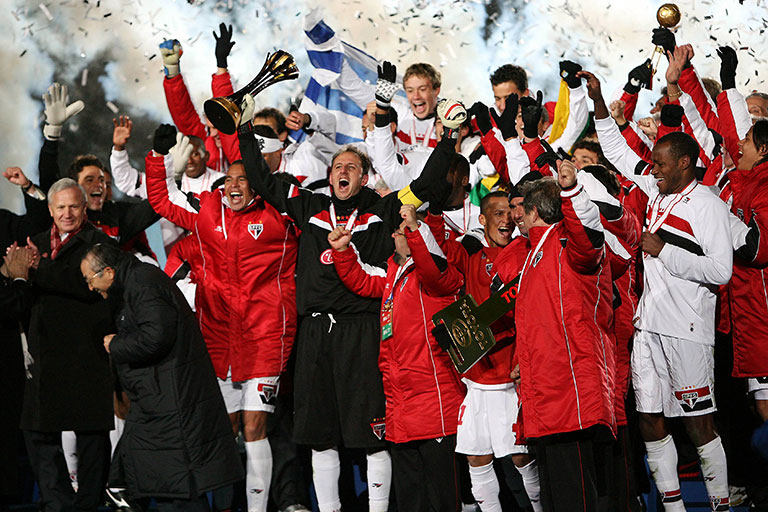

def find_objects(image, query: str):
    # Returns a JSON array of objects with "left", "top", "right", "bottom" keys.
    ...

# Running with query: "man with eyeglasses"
[
  {"left": 79, "top": 242, "right": 242, "bottom": 512},
  {"left": 20, "top": 178, "right": 117, "bottom": 512}
]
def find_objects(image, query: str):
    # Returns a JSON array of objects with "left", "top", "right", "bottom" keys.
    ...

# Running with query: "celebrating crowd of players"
[{"left": 3, "top": 17, "right": 768, "bottom": 512}]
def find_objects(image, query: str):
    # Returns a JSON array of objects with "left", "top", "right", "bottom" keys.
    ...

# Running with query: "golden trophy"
[
  {"left": 204, "top": 50, "right": 299, "bottom": 135},
  {"left": 651, "top": 3, "right": 682, "bottom": 78}
]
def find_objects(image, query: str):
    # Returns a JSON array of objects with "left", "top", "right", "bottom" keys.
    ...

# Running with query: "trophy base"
[{"left": 204, "top": 97, "right": 241, "bottom": 135}]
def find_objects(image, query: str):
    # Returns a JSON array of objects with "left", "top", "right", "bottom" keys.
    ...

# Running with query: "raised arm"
[
  {"left": 620, "top": 59, "right": 652, "bottom": 122},
  {"left": 3, "top": 167, "right": 50, "bottom": 236},
  {"left": 145, "top": 125, "right": 200, "bottom": 233},
  {"left": 580, "top": 70, "right": 657, "bottom": 196},
  {"left": 239, "top": 116, "right": 315, "bottom": 226},
  {"left": 328, "top": 226, "right": 387, "bottom": 298},
  {"left": 715, "top": 47, "right": 751, "bottom": 168},
  {"left": 211, "top": 24, "right": 242, "bottom": 166},
  {"left": 160, "top": 39, "right": 207, "bottom": 141},
  {"left": 109, "top": 116, "right": 147, "bottom": 198},
  {"left": 558, "top": 159, "right": 605, "bottom": 274},
  {"left": 372, "top": 113, "right": 412, "bottom": 191},
  {"left": 404, "top": 211, "right": 463, "bottom": 296},
  {"left": 549, "top": 63, "right": 589, "bottom": 154}
]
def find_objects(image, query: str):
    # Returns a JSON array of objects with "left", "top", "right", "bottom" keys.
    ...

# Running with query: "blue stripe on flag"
[
  {"left": 305, "top": 20, "right": 335, "bottom": 45},
  {"left": 307, "top": 50, "right": 343, "bottom": 74},
  {"left": 288, "top": 129, "right": 307, "bottom": 144},
  {"left": 335, "top": 132, "right": 363, "bottom": 145},
  {"left": 341, "top": 42, "right": 377, "bottom": 84},
  {"left": 304, "top": 78, "right": 365, "bottom": 118}
]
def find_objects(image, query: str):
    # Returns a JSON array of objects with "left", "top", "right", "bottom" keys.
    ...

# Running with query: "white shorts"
[
  {"left": 631, "top": 329, "right": 716, "bottom": 417},
  {"left": 748, "top": 377, "right": 768, "bottom": 401},
  {"left": 455, "top": 382, "right": 527, "bottom": 457},
  {"left": 218, "top": 372, "right": 279, "bottom": 414}
]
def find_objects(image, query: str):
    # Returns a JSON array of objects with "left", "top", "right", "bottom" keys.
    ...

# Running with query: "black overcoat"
[
  {"left": 21, "top": 223, "right": 115, "bottom": 432},
  {"left": 107, "top": 257, "right": 243, "bottom": 498}
]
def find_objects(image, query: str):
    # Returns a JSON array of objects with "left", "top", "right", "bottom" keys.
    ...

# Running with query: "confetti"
[
  {"left": 106, "top": 101, "right": 119, "bottom": 113},
  {"left": 81, "top": 68, "right": 88, "bottom": 86},
  {"left": 39, "top": 3, "right": 53, "bottom": 21}
]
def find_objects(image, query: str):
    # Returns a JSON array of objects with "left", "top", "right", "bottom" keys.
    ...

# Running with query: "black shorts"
[{"left": 293, "top": 313, "right": 386, "bottom": 449}]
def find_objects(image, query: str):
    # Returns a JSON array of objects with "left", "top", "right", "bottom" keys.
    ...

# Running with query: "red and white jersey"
[
  {"left": 145, "top": 152, "right": 298, "bottom": 381},
  {"left": 392, "top": 100, "right": 438, "bottom": 153},
  {"left": 442, "top": 195, "right": 483, "bottom": 242}
]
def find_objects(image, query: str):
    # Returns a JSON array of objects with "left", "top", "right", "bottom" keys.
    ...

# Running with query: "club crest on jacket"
[{"left": 248, "top": 222, "right": 263, "bottom": 241}]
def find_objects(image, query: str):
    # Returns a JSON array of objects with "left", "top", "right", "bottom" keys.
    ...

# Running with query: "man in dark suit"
[
  {"left": 79, "top": 243, "right": 243, "bottom": 511},
  {"left": 22, "top": 178, "right": 116, "bottom": 512}
]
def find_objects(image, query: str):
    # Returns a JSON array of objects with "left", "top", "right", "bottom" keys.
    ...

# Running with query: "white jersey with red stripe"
[
  {"left": 391, "top": 99, "right": 438, "bottom": 177},
  {"left": 442, "top": 194, "right": 483, "bottom": 241},
  {"left": 632, "top": 178, "right": 733, "bottom": 345},
  {"left": 595, "top": 115, "right": 733, "bottom": 345}
]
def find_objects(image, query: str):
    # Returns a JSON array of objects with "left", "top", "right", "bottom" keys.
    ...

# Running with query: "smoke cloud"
[{"left": 1, "top": 0, "right": 765, "bottom": 213}]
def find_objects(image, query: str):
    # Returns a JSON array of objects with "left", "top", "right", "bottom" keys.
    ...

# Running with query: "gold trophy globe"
[
  {"left": 204, "top": 50, "right": 299, "bottom": 135},
  {"left": 651, "top": 3, "right": 682, "bottom": 77},
  {"left": 657, "top": 3, "right": 681, "bottom": 27}
]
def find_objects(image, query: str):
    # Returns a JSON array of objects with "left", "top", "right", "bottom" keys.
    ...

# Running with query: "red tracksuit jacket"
[
  {"left": 145, "top": 152, "right": 297, "bottom": 381},
  {"left": 331, "top": 222, "right": 466, "bottom": 443},
  {"left": 511, "top": 184, "right": 616, "bottom": 439},
  {"left": 725, "top": 160, "right": 768, "bottom": 377}
]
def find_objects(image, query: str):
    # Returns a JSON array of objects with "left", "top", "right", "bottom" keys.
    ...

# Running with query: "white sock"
[
  {"left": 366, "top": 451, "right": 391, "bottom": 512},
  {"left": 645, "top": 435, "right": 685, "bottom": 512},
  {"left": 110, "top": 415, "right": 125, "bottom": 458},
  {"left": 244, "top": 439, "right": 272, "bottom": 512},
  {"left": 516, "top": 460, "right": 543, "bottom": 512},
  {"left": 469, "top": 462, "right": 502, "bottom": 512},
  {"left": 312, "top": 448, "right": 341, "bottom": 512},
  {"left": 697, "top": 436, "right": 730, "bottom": 511},
  {"left": 61, "top": 431, "right": 78, "bottom": 492}
]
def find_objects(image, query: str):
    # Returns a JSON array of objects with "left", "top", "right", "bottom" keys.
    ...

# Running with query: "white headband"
[{"left": 253, "top": 134, "right": 283, "bottom": 154}]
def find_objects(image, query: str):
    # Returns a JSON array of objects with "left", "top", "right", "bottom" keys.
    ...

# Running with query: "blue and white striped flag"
[{"left": 296, "top": 9, "right": 404, "bottom": 145}]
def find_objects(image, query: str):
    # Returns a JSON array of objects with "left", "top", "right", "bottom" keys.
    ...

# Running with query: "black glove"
[
  {"left": 534, "top": 140, "right": 563, "bottom": 172},
  {"left": 717, "top": 46, "right": 738, "bottom": 90},
  {"left": 520, "top": 91, "right": 543, "bottom": 139},
  {"left": 468, "top": 143, "right": 486, "bottom": 164},
  {"left": 625, "top": 59, "right": 652, "bottom": 94},
  {"left": 660, "top": 104, "right": 684, "bottom": 127},
  {"left": 534, "top": 148, "right": 560, "bottom": 171},
  {"left": 468, "top": 102, "right": 493, "bottom": 135},
  {"left": 431, "top": 323, "right": 452, "bottom": 352},
  {"left": 490, "top": 93, "right": 519, "bottom": 140},
  {"left": 375, "top": 61, "right": 398, "bottom": 110},
  {"left": 213, "top": 23, "right": 235, "bottom": 69},
  {"left": 153, "top": 124, "right": 177, "bottom": 155},
  {"left": 652, "top": 27, "right": 676, "bottom": 57},
  {"left": 559, "top": 60, "right": 583, "bottom": 88}
]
